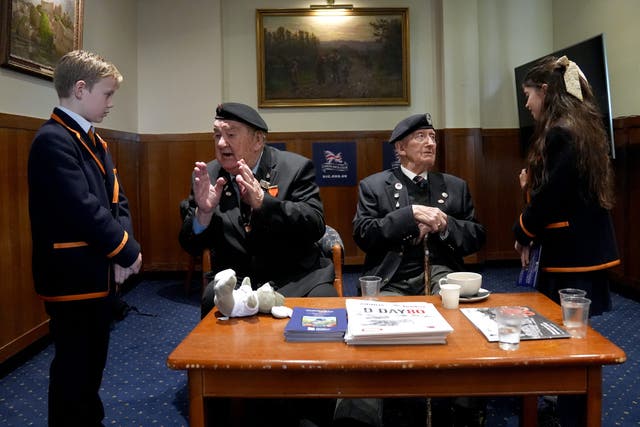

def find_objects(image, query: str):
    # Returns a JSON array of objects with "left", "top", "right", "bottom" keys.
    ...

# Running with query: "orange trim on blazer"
[
  {"left": 51, "top": 113, "right": 106, "bottom": 175},
  {"left": 543, "top": 259, "right": 621, "bottom": 273},
  {"left": 107, "top": 231, "right": 129, "bottom": 258},
  {"left": 519, "top": 214, "right": 535, "bottom": 238},
  {"left": 112, "top": 169, "right": 119, "bottom": 204},
  {"left": 53, "top": 241, "right": 88, "bottom": 249},
  {"left": 39, "top": 291, "right": 110, "bottom": 302},
  {"left": 546, "top": 221, "right": 569, "bottom": 229}
]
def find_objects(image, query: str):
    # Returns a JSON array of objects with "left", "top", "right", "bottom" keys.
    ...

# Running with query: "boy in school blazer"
[{"left": 28, "top": 50, "right": 142, "bottom": 426}]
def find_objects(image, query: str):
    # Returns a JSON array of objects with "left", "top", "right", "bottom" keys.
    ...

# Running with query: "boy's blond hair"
[{"left": 53, "top": 50, "right": 123, "bottom": 98}]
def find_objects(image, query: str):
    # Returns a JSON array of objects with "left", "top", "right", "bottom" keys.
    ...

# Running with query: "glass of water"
[
  {"left": 561, "top": 296, "right": 591, "bottom": 338},
  {"left": 495, "top": 306, "right": 525, "bottom": 350}
]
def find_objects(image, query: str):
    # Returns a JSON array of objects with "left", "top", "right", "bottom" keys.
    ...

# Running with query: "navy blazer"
[
  {"left": 28, "top": 108, "right": 140, "bottom": 301},
  {"left": 353, "top": 168, "right": 485, "bottom": 282},
  {"left": 513, "top": 126, "right": 619, "bottom": 272},
  {"left": 179, "top": 145, "right": 334, "bottom": 295}
]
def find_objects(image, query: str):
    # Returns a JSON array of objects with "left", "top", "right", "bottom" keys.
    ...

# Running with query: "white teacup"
[{"left": 438, "top": 272, "right": 482, "bottom": 297}]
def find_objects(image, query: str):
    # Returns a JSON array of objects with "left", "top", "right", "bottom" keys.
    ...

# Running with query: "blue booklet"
[
  {"left": 517, "top": 244, "right": 542, "bottom": 288},
  {"left": 284, "top": 307, "right": 348, "bottom": 342}
]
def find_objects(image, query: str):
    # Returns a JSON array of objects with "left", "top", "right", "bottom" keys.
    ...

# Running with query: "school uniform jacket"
[
  {"left": 179, "top": 145, "right": 334, "bottom": 295},
  {"left": 28, "top": 108, "right": 140, "bottom": 301},
  {"left": 353, "top": 168, "right": 486, "bottom": 282},
  {"left": 513, "top": 126, "right": 620, "bottom": 273}
]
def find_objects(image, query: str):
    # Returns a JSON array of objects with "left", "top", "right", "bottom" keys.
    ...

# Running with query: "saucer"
[{"left": 459, "top": 288, "right": 490, "bottom": 303}]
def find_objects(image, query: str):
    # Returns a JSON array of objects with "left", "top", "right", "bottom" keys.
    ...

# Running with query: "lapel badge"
[
  {"left": 260, "top": 179, "right": 271, "bottom": 190},
  {"left": 268, "top": 185, "right": 279, "bottom": 197},
  {"left": 438, "top": 199, "right": 445, "bottom": 204},
  {"left": 442, "top": 192, "right": 448, "bottom": 199},
  {"left": 395, "top": 183, "right": 402, "bottom": 190},
  {"left": 225, "top": 191, "right": 232, "bottom": 197},
  {"left": 394, "top": 192, "right": 400, "bottom": 199}
]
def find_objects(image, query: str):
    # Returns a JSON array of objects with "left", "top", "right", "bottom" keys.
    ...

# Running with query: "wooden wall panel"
[
  {"left": 269, "top": 131, "right": 390, "bottom": 265},
  {"left": 0, "top": 115, "right": 48, "bottom": 363},
  {"left": 139, "top": 133, "right": 214, "bottom": 271},
  {"left": 4, "top": 111, "right": 640, "bottom": 361},
  {"left": 440, "top": 128, "right": 484, "bottom": 263},
  {"left": 626, "top": 127, "right": 640, "bottom": 287},
  {"left": 610, "top": 116, "right": 640, "bottom": 296},
  {"left": 477, "top": 129, "right": 524, "bottom": 260}
]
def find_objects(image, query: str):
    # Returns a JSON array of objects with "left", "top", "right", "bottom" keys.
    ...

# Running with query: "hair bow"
[{"left": 557, "top": 55, "right": 586, "bottom": 101}]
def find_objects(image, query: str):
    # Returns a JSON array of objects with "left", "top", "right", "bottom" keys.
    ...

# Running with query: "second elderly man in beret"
[
  {"left": 342, "top": 113, "right": 487, "bottom": 425},
  {"left": 353, "top": 112, "right": 486, "bottom": 296}
]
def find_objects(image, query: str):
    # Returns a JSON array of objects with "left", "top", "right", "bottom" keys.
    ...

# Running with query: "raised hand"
[
  {"left": 192, "top": 162, "right": 226, "bottom": 226},
  {"left": 235, "top": 159, "right": 264, "bottom": 210}
]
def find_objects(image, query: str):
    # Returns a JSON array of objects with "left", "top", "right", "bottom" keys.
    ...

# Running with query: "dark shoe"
[
  {"left": 538, "top": 396, "right": 561, "bottom": 427},
  {"left": 452, "top": 403, "right": 486, "bottom": 427}
]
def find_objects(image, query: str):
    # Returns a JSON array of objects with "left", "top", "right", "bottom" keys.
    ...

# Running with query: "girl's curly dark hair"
[{"left": 522, "top": 56, "right": 614, "bottom": 209}]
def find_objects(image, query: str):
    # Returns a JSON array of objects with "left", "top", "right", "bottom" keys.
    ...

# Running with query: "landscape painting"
[
  {"left": 257, "top": 8, "right": 409, "bottom": 107},
  {"left": 0, "top": 0, "right": 83, "bottom": 79}
]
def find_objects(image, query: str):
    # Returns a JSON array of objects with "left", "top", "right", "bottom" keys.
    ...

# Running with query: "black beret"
[
  {"left": 215, "top": 102, "right": 268, "bottom": 132},
  {"left": 388, "top": 113, "right": 433, "bottom": 144}
]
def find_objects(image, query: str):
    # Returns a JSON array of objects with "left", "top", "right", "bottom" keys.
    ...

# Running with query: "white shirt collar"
[
  {"left": 400, "top": 165, "right": 428, "bottom": 182},
  {"left": 57, "top": 106, "right": 92, "bottom": 134}
]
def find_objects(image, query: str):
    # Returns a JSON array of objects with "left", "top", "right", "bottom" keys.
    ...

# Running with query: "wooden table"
[{"left": 167, "top": 293, "right": 626, "bottom": 427}]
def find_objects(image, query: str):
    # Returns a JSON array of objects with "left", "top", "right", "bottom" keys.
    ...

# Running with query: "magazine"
[
  {"left": 344, "top": 299, "right": 453, "bottom": 345},
  {"left": 461, "top": 306, "right": 570, "bottom": 342},
  {"left": 517, "top": 244, "right": 542, "bottom": 288},
  {"left": 284, "top": 307, "right": 348, "bottom": 342}
]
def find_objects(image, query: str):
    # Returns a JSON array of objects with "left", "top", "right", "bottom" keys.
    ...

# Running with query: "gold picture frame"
[
  {"left": 0, "top": 0, "right": 83, "bottom": 80},
  {"left": 256, "top": 8, "right": 409, "bottom": 108}
]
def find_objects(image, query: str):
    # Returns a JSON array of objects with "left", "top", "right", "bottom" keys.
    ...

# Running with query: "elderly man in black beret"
[
  {"left": 179, "top": 102, "right": 338, "bottom": 316},
  {"left": 338, "top": 114, "right": 487, "bottom": 426},
  {"left": 180, "top": 103, "right": 338, "bottom": 425},
  {"left": 353, "top": 113, "right": 486, "bottom": 296}
]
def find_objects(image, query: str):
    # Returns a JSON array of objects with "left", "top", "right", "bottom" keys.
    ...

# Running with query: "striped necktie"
[
  {"left": 413, "top": 175, "right": 428, "bottom": 189},
  {"left": 88, "top": 127, "right": 97, "bottom": 146}
]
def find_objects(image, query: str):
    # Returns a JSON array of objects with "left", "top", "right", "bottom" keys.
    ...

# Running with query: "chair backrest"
[
  {"left": 179, "top": 198, "right": 190, "bottom": 220},
  {"left": 318, "top": 225, "right": 343, "bottom": 258},
  {"left": 318, "top": 225, "right": 344, "bottom": 297}
]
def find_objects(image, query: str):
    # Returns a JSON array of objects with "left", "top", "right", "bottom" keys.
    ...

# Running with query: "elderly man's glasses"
[{"left": 412, "top": 131, "right": 436, "bottom": 144}]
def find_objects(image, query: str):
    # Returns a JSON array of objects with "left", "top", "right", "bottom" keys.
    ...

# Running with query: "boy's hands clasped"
[{"left": 114, "top": 253, "right": 142, "bottom": 285}]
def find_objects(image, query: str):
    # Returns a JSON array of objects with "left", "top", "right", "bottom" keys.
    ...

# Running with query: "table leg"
[
  {"left": 586, "top": 366, "right": 602, "bottom": 427},
  {"left": 521, "top": 395, "right": 538, "bottom": 427},
  {"left": 188, "top": 370, "right": 205, "bottom": 427}
]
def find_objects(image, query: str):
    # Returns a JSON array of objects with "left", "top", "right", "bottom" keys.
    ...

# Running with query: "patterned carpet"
[{"left": 1, "top": 264, "right": 639, "bottom": 426}]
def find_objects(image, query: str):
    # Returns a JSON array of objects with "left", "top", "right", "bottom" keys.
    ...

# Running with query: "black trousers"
[
  {"left": 207, "top": 397, "right": 336, "bottom": 427},
  {"left": 45, "top": 296, "right": 113, "bottom": 427}
]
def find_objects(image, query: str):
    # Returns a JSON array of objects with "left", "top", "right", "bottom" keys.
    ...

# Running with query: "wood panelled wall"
[
  {"left": 0, "top": 115, "right": 48, "bottom": 362},
  {"left": 2, "top": 112, "right": 639, "bottom": 362},
  {"left": 610, "top": 116, "right": 640, "bottom": 295}
]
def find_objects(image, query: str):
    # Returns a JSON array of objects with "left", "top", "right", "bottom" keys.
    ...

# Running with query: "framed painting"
[
  {"left": 256, "top": 8, "right": 409, "bottom": 108},
  {"left": 0, "top": 0, "right": 83, "bottom": 80}
]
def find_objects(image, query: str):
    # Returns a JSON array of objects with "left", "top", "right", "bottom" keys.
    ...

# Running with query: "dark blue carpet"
[{"left": 1, "top": 264, "right": 638, "bottom": 426}]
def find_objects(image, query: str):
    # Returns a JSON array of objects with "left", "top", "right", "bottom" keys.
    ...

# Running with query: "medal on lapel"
[{"left": 260, "top": 179, "right": 278, "bottom": 197}]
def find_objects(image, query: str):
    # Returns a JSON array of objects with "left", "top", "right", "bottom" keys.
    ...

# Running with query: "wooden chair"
[
  {"left": 180, "top": 199, "right": 203, "bottom": 295},
  {"left": 200, "top": 225, "right": 344, "bottom": 296}
]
